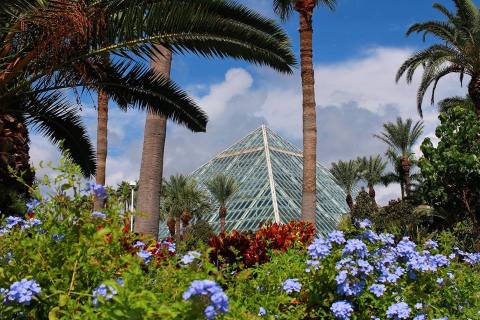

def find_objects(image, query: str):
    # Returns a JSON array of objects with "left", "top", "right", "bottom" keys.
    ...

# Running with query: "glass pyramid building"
[{"left": 160, "top": 125, "right": 349, "bottom": 236}]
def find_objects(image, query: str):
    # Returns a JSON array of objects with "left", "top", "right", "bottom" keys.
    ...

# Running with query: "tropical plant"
[
  {"left": 272, "top": 0, "right": 337, "bottom": 225},
  {"left": 205, "top": 174, "right": 239, "bottom": 234},
  {"left": 420, "top": 107, "right": 480, "bottom": 236},
  {"left": 351, "top": 188, "right": 379, "bottom": 221},
  {"left": 375, "top": 118, "right": 424, "bottom": 197},
  {"left": 438, "top": 95, "right": 475, "bottom": 113},
  {"left": 396, "top": 0, "right": 480, "bottom": 117},
  {"left": 1, "top": 0, "right": 221, "bottom": 212},
  {"left": 135, "top": 0, "right": 296, "bottom": 239},
  {"left": 357, "top": 155, "right": 387, "bottom": 199},
  {"left": 381, "top": 150, "right": 422, "bottom": 200},
  {"left": 161, "top": 175, "right": 210, "bottom": 241},
  {"left": 330, "top": 160, "right": 361, "bottom": 210}
]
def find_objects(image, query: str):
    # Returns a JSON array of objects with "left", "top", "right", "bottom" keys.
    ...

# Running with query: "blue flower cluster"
[
  {"left": 183, "top": 280, "right": 228, "bottom": 320},
  {"left": 1, "top": 279, "right": 41, "bottom": 305},
  {"left": 137, "top": 250, "right": 153, "bottom": 264},
  {"left": 91, "top": 211, "right": 106, "bottom": 219},
  {"left": 181, "top": 251, "right": 201, "bottom": 266},
  {"left": 0, "top": 216, "right": 42, "bottom": 236},
  {"left": 85, "top": 182, "right": 107, "bottom": 200},
  {"left": 305, "top": 223, "right": 479, "bottom": 320},
  {"left": 92, "top": 284, "right": 117, "bottom": 306},
  {"left": 52, "top": 234, "right": 65, "bottom": 241},
  {"left": 282, "top": 278, "right": 302, "bottom": 294},
  {"left": 26, "top": 199, "right": 40, "bottom": 213}
]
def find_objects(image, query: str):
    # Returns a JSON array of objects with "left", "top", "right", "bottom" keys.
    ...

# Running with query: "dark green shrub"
[{"left": 351, "top": 189, "right": 378, "bottom": 220}]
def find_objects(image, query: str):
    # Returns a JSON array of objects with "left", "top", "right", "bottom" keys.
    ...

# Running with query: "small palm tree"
[
  {"left": 205, "top": 175, "right": 239, "bottom": 234},
  {"left": 330, "top": 160, "right": 361, "bottom": 210},
  {"left": 272, "top": 0, "right": 337, "bottom": 224},
  {"left": 375, "top": 118, "right": 424, "bottom": 197},
  {"left": 357, "top": 155, "right": 387, "bottom": 199},
  {"left": 396, "top": 0, "right": 480, "bottom": 117}
]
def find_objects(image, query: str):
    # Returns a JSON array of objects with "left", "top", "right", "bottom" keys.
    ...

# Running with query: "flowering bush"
[{"left": 0, "top": 160, "right": 479, "bottom": 319}]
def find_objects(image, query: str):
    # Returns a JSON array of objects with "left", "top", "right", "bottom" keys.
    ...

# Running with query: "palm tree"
[
  {"left": 438, "top": 95, "right": 475, "bottom": 113},
  {"left": 161, "top": 175, "right": 209, "bottom": 240},
  {"left": 205, "top": 174, "right": 239, "bottom": 234},
  {"left": 272, "top": 0, "right": 337, "bottom": 224},
  {"left": 357, "top": 155, "right": 387, "bottom": 199},
  {"left": 330, "top": 160, "right": 361, "bottom": 210},
  {"left": 1, "top": 1, "right": 222, "bottom": 212},
  {"left": 396, "top": 0, "right": 480, "bottom": 117},
  {"left": 136, "top": 0, "right": 296, "bottom": 239},
  {"left": 382, "top": 151, "right": 422, "bottom": 200},
  {"left": 374, "top": 118, "right": 424, "bottom": 197}
]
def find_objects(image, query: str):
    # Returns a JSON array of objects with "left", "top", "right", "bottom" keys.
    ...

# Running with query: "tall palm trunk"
[
  {"left": 468, "top": 77, "right": 480, "bottom": 117},
  {"left": 94, "top": 89, "right": 108, "bottom": 210},
  {"left": 346, "top": 193, "right": 354, "bottom": 211},
  {"left": 298, "top": 7, "right": 317, "bottom": 225},
  {"left": 367, "top": 183, "right": 375, "bottom": 199},
  {"left": 135, "top": 47, "right": 172, "bottom": 238},
  {"left": 400, "top": 181, "right": 405, "bottom": 200},
  {"left": 0, "top": 114, "right": 34, "bottom": 215},
  {"left": 401, "top": 156, "right": 411, "bottom": 198},
  {"left": 219, "top": 206, "right": 227, "bottom": 234}
]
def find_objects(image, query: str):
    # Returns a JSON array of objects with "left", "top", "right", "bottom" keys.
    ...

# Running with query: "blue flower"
[
  {"left": 413, "top": 315, "right": 426, "bottom": 320},
  {"left": 92, "top": 284, "right": 117, "bottom": 306},
  {"left": 86, "top": 182, "right": 108, "bottom": 200},
  {"left": 414, "top": 303, "right": 423, "bottom": 310},
  {"left": 161, "top": 240, "right": 176, "bottom": 253},
  {"left": 91, "top": 211, "right": 106, "bottom": 219},
  {"left": 386, "top": 302, "right": 411, "bottom": 319},
  {"left": 181, "top": 251, "right": 201, "bottom": 266},
  {"left": 330, "top": 301, "right": 354, "bottom": 320},
  {"left": 258, "top": 307, "right": 266, "bottom": 316},
  {"left": 369, "top": 284, "right": 386, "bottom": 297},
  {"left": 282, "top": 279, "right": 301, "bottom": 294},
  {"left": 436, "top": 277, "right": 444, "bottom": 285},
  {"left": 183, "top": 280, "right": 228, "bottom": 320},
  {"left": 328, "top": 231, "right": 346, "bottom": 245},
  {"left": 137, "top": 250, "right": 153, "bottom": 264},
  {"left": 3, "top": 279, "right": 41, "bottom": 305},
  {"left": 51, "top": 234, "right": 65, "bottom": 241},
  {"left": 21, "top": 218, "right": 42, "bottom": 230},
  {"left": 308, "top": 237, "right": 332, "bottom": 260},
  {"left": 424, "top": 239, "right": 438, "bottom": 250},
  {"left": 395, "top": 237, "right": 417, "bottom": 258},
  {"left": 379, "top": 233, "right": 395, "bottom": 246},
  {"left": 5, "top": 216, "right": 25, "bottom": 229},
  {"left": 132, "top": 241, "right": 145, "bottom": 248},
  {"left": 26, "top": 199, "right": 40, "bottom": 213},
  {"left": 356, "top": 218, "right": 372, "bottom": 229},
  {"left": 342, "top": 239, "right": 368, "bottom": 258}
]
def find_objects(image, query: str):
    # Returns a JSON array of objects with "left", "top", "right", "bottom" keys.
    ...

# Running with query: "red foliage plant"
[{"left": 209, "top": 221, "right": 315, "bottom": 269}]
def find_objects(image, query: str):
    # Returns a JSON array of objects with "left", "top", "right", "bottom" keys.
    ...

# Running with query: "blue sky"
[{"left": 31, "top": 0, "right": 472, "bottom": 204}]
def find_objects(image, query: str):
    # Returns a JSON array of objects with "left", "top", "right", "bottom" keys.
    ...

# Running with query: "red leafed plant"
[{"left": 209, "top": 221, "right": 314, "bottom": 269}]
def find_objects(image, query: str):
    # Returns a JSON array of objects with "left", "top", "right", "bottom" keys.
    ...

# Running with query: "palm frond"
[
  {"left": 330, "top": 160, "right": 360, "bottom": 194},
  {"left": 205, "top": 174, "right": 238, "bottom": 207}
]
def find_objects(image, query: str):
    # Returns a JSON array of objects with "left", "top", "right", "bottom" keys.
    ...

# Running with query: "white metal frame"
[{"left": 262, "top": 125, "right": 280, "bottom": 223}]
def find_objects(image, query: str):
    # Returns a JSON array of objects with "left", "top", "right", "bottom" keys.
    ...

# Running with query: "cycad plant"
[
  {"left": 205, "top": 174, "right": 239, "bottom": 234},
  {"left": 330, "top": 160, "right": 361, "bottom": 210},
  {"left": 375, "top": 118, "right": 424, "bottom": 198},
  {"left": 396, "top": 0, "right": 480, "bottom": 117},
  {"left": 272, "top": 0, "right": 337, "bottom": 224},
  {"left": 357, "top": 155, "right": 387, "bottom": 199},
  {"left": 135, "top": 0, "right": 296, "bottom": 239}
]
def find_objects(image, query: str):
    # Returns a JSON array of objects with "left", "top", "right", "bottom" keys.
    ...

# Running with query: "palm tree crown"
[
  {"left": 396, "top": 0, "right": 480, "bottom": 116},
  {"left": 374, "top": 118, "right": 424, "bottom": 158},
  {"left": 330, "top": 160, "right": 360, "bottom": 210},
  {"left": 273, "top": 0, "right": 337, "bottom": 21},
  {"left": 357, "top": 155, "right": 387, "bottom": 199},
  {"left": 205, "top": 174, "right": 238, "bottom": 233}
]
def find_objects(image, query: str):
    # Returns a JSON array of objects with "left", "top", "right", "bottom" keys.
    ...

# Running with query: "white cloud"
[{"left": 29, "top": 46, "right": 467, "bottom": 205}]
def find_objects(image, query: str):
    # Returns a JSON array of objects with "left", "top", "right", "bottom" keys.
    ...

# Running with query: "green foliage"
[
  {"left": 419, "top": 107, "right": 480, "bottom": 233},
  {"left": 205, "top": 175, "right": 239, "bottom": 207},
  {"left": 180, "top": 220, "right": 215, "bottom": 252},
  {"left": 329, "top": 160, "right": 361, "bottom": 196},
  {"left": 351, "top": 189, "right": 378, "bottom": 221}
]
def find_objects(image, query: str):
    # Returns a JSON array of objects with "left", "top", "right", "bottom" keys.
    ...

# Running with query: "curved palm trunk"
[
  {"left": 135, "top": 47, "right": 172, "bottom": 238},
  {"left": 219, "top": 206, "right": 227, "bottom": 234},
  {"left": 94, "top": 89, "right": 108, "bottom": 210},
  {"left": 167, "top": 215, "right": 176, "bottom": 237},
  {"left": 0, "top": 114, "right": 34, "bottom": 215},
  {"left": 298, "top": 7, "right": 318, "bottom": 225},
  {"left": 401, "top": 156, "right": 411, "bottom": 198},
  {"left": 468, "top": 77, "right": 480, "bottom": 117}
]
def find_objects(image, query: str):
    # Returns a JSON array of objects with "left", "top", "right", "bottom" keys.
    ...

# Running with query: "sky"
[{"left": 30, "top": 0, "right": 471, "bottom": 204}]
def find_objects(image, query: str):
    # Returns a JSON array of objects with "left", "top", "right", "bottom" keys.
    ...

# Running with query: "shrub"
[{"left": 351, "top": 189, "right": 378, "bottom": 221}]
